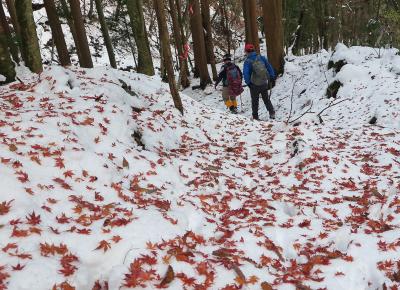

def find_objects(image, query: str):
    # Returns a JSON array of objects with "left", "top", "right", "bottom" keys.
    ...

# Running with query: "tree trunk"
[
  {"left": 88, "top": 0, "right": 94, "bottom": 19},
  {"left": 69, "top": 0, "right": 93, "bottom": 68},
  {"left": 0, "top": 11, "right": 15, "bottom": 83},
  {"left": 248, "top": 0, "right": 260, "bottom": 53},
  {"left": 176, "top": 0, "right": 191, "bottom": 88},
  {"left": 221, "top": 0, "right": 231, "bottom": 53},
  {"left": 168, "top": 0, "right": 190, "bottom": 88},
  {"left": 242, "top": 0, "right": 251, "bottom": 44},
  {"left": 94, "top": 0, "right": 117, "bottom": 68},
  {"left": 154, "top": 0, "right": 183, "bottom": 114},
  {"left": 44, "top": 0, "right": 71, "bottom": 66},
  {"left": 4, "top": 0, "right": 20, "bottom": 37},
  {"left": 190, "top": 0, "right": 211, "bottom": 88},
  {"left": 15, "top": 0, "right": 42, "bottom": 73},
  {"left": 59, "top": 0, "right": 81, "bottom": 61},
  {"left": 0, "top": 2, "right": 19, "bottom": 63},
  {"left": 157, "top": 25, "right": 168, "bottom": 82},
  {"left": 200, "top": 0, "right": 217, "bottom": 81},
  {"left": 291, "top": 1, "right": 305, "bottom": 55},
  {"left": 126, "top": 0, "right": 155, "bottom": 76},
  {"left": 262, "top": 0, "right": 285, "bottom": 74}
]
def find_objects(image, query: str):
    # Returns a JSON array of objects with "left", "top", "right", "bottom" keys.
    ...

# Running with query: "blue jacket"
[{"left": 243, "top": 52, "right": 276, "bottom": 86}]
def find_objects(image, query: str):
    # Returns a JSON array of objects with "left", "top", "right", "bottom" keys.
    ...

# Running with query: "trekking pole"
[{"left": 239, "top": 94, "right": 244, "bottom": 112}]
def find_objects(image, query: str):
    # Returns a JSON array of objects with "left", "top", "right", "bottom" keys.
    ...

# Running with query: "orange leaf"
[
  {"left": 81, "top": 117, "right": 94, "bottom": 126},
  {"left": 261, "top": 282, "right": 273, "bottom": 290},
  {"left": 247, "top": 275, "right": 259, "bottom": 285}
]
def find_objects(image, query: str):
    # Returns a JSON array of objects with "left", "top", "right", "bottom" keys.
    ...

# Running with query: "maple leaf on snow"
[
  {"left": 55, "top": 157, "right": 65, "bottom": 169},
  {"left": 11, "top": 263, "right": 25, "bottom": 271},
  {"left": 95, "top": 240, "right": 111, "bottom": 252},
  {"left": 80, "top": 117, "right": 94, "bottom": 126},
  {"left": 52, "top": 281, "right": 76, "bottom": 290},
  {"left": 15, "top": 171, "right": 29, "bottom": 183},
  {"left": 26, "top": 211, "right": 41, "bottom": 225},
  {"left": 0, "top": 200, "right": 13, "bottom": 215},
  {"left": 53, "top": 178, "right": 72, "bottom": 190}
]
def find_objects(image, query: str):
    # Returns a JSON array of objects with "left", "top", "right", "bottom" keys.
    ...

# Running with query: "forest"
[{"left": 1, "top": 0, "right": 400, "bottom": 89}]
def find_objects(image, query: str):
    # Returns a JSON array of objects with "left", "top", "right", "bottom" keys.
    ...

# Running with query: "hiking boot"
[{"left": 230, "top": 106, "right": 238, "bottom": 114}]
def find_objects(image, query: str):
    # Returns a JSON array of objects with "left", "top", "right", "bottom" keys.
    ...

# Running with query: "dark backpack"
[
  {"left": 226, "top": 64, "right": 244, "bottom": 96},
  {"left": 250, "top": 55, "right": 269, "bottom": 86}
]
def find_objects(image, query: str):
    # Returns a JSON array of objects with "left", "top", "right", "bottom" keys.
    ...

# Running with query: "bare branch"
[
  {"left": 288, "top": 101, "right": 314, "bottom": 124},
  {"left": 286, "top": 77, "right": 300, "bottom": 123},
  {"left": 317, "top": 98, "right": 351, "bottom": 118}
]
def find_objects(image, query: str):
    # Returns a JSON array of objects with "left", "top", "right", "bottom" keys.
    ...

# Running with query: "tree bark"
[
  {"left": 15, "top": 0, "right": 42, "bottom": 73},
  {"left": 168, "top": 0, "right": 190, "bottom": 88},
  {"left": 262, "top": 0, "right": 285, "bottom": 74},
  {"left": 44, "top": 0, "right": 71, "bottom": 66},
  {"left": 190, "top": 0, "right": 211, "bottom": 88},
  {"left": 126, "top": 0, "right": 155, "bottom": 76},
  {"left": 69, "top": 0, "right": 93, "bottom": 68},
  {"left": 114, "top": 0, "right": 122, "bottom": 21},
  {"left": 4, "top": 0, "right": 20, "bottom": 37},
  {"left": 88, "top": 0, "right": 94, "bottom": 19},
  {"left": 248, "top": 0, "right": 260, "bottom": 53},
  {"left": 200, "top": 0, "right": 217, "bottom": 81},
  {"left": 94, "top": 0, "right": 117, "bottom": 68},
  {"left": 242, "top": 0, "right": 251, "bottom": 44},
  {"left": 154, "top": 0, "right": 183, "bottom": 114},
  {"left": 0, "top": 10, "right": 15, "bottom": 83},
  {"left": 221, "top": 0, "right": 231, "bottom": 53},
  {"left": 59, "top": 0, "right": 81, "bottom": 61},
  {"left": 0, "top": 2, "right": 19, "bottom": 63},
  {"left": 291, "top": 1, "right": 305, "bottom": 55},
  {"left": 176, "top": 0, "right": 191, "bottom": 88}
]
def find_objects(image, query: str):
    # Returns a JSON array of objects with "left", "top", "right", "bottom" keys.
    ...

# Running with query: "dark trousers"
[{"left": 249, "top": 84, "right": 274, "bottom": 119}]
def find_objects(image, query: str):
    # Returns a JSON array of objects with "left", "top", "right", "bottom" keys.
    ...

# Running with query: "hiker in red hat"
[
  {"left": 243, "top": 44, "right": 276, "bottom": 120},
  {"left": 214, "top": 54, "right": 243, "bottom": 114}
]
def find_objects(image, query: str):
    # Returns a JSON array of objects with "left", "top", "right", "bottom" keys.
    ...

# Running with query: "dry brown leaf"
[
  {"left": 392, "top": 270, "right": 400, "bottom": 282},
  {"left": 122, "top": 157, "right": 129, "bottom": 168},
  {"left": 261, "top": 281, "right": 273, "bottom": 290},
  {"left": 9, "top": 144, "right": 17, "bottom": 152},
  {"left": 159, "top": 265, "right": 174, "bottom": 287},
  {"left": 212, "top": 248, "right": 231, "bottom": 258},
  {"left": 232, "top": 264, "right": 245, "bottom": 282},
  {"left": 296, "top": 283, "right": 312, "bottom": 290}
]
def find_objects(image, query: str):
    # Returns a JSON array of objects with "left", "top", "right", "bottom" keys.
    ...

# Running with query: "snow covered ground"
[{"left": 0, "top": 46, "right": 400, "bottom": 290}]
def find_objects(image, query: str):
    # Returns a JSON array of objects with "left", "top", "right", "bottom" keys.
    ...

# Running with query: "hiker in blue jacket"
[{"left": 243, "top": 43, "right": 276, "bottom": 120}]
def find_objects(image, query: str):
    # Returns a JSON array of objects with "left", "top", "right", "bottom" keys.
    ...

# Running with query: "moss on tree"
[{"left": 15, "top": 0, "right": 42, "bottom": 73}]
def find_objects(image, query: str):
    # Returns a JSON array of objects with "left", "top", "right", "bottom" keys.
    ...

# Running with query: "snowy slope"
[{"left": 0, "top": 46, "right": 400, "bottom": 290}]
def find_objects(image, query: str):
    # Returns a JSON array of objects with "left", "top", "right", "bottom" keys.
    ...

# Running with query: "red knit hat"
[{"left": 245, "top": 43, "right": 255, "bottom": 52}]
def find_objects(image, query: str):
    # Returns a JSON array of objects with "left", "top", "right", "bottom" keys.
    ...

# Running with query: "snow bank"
[{"left": 0, "top": 46, "right": 400, "bottom": 290}]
